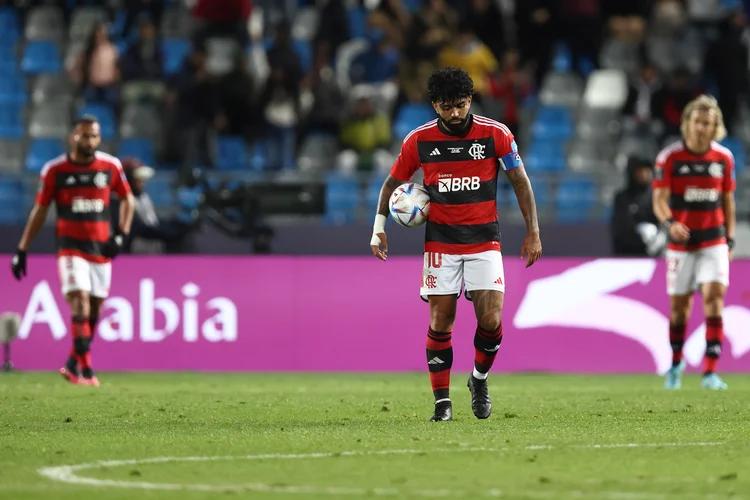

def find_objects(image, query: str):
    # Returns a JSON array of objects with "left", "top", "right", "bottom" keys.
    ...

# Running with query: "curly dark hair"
[{"left": 426, "top": 67, "right": 474, "bottom": 104}]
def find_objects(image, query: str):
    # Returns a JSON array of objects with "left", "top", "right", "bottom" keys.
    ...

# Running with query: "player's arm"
[
  {"left": 506, "top": 166, "right": 542, "bottom": 267},
  {"left": 723, "top": 153, "right": 737, "bottom": 255},
  {"left": 370, "top": 133, "right": 420, "bottom": 261},
  {"left": 118, "top": 192, "right": 135, "bottom": 235},
  {"left": 652, "top": 157, "right": 689, "bottom": 243},
  {"left": 12, "top": 168, "right": 55, "bottom": 280}
]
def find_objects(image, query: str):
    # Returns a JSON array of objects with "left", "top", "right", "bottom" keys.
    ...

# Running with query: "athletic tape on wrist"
[{"left": 373, "top": 214, "right": 386, "bottom": 234}]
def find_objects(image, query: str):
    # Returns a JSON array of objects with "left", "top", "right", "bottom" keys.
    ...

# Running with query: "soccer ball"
[{"left": 389, "top": 183, "right": 430, "bottom": 227}]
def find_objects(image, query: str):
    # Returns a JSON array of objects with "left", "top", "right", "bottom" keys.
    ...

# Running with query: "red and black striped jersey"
[
  {"left": 652, "top": 140, "right": 735, "bottom": 251},
  {"left": 36, "top": 152, "right": 131, "bottom": 263},
  {"left": 390, "top": 114, "right": 523, "bottom": 255}
]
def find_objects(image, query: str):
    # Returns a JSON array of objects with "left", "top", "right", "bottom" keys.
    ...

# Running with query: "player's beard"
[
  {"left": 76, "top": 145, "right": 96, "bottom": 160},
  {"left": 442, "top": 116, "right": 470, "bottom": 133}
]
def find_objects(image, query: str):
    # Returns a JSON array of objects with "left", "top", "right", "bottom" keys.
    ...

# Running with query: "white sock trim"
[
  {"left": 472, "top": 368, "right": 488, "bottom": 380},
  {"left": 434, "top": 398, "right": 451, "bottom": 404}
]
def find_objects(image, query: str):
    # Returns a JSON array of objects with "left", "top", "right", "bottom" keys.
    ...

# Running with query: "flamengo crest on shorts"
[{"left": 390, "top": 115, "right": 523, "bottom": 255}]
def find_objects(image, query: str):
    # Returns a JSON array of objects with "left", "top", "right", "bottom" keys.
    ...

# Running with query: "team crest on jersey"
[
  {"left": 468, "top": 143, "right": 486, "bottom": 160},
  {"left": 93, "top": 172, "right": 108, "bottom": 188},
  {"left": 708, "top": 162, "right": 723, "bottom": 178}
]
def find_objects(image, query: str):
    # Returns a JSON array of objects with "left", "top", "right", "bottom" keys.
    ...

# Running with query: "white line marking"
[{"left": 37, "top": 443, "right": 729, "bottom": 499}]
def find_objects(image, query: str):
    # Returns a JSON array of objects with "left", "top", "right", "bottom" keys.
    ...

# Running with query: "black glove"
[
  {"left": 11, "top": 249, "right": 26, "bottom": 281},
  {"left": 102, "top": 232, "right": 127, "bottom": 259}
]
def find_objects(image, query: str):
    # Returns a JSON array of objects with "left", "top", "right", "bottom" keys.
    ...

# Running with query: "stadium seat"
[
  {"left": 721, "top": 137, "right": 747, "bottom": 175},
  {"left": 69, "top": 7, "right": 108, "bottom": 42},
  {"left": 28, "top": 102, "right": 70, "bottom": 138},
  {"left": 297, "top": 133, "right": 338, "bottom": 172},
  {"left": 120, "top": 103, "right": 162, "bottom": 138},
  {"left": 249, "top": 140, "right": 268, "bottom": 171},
  {"left": 531, "top": 109, "right": 574, "bottom": 141},
  {"left": 576, "top": 107, "right": 621, "bottom": 141},
  {"left": 162, "top": 38, "right": 191, "bottom": 75},
  {"left": 24, "top": 6, "right": 65, "bottom": 41},
  {"left": 144, "top": 176, "right": 176, "bottom": 208},
  {"left": 21, "top": 41, "right": 62, "bottom": 74},
  {"left": 25, "top": 139, "right": 65, "bottom": 171},
  {"left": 393, "top": 103, "right": 435, "bottom": 142},
  {"left": 0, "top": 104, "right": 24, "bottom": 139},
  {"left": 568, "top": 140, "right": 615, "bottom": 173},
  {"left": 216, "top": 136, "right": 248, "bottom": 170},
  {"left": 0, "top": 76, "right": 26, "bottom": 106},
  {"left": 78, "top": 103, "right": 116, "bottom": 140},
  {"left": 176, "top": 185, "right": 204, "bottom": 224},
  {"left": 118, "top": 138, "right": 157, "bottom": 167},
  {"left": 334, "top": 38, "right": 370, "bottom": 92},
  {"left": 0, "top": 177, "right": 24, "bottom": 222},
  {"left": 555, "top": 177, "right": 598, "bottom": 222},
  {"left": 31, "top": 74, "right": 74, "bottom": 105},
  {"left": 539, "top": 71, "right": 583, "bottom": 108},
  {"left": 526, "top": 140, "right": 567, "bottom": 172},
  {"left": 0, "top": 8, "right": 20, "bottom": 40},
  {"left": 599, "top": 38, "right": 639, "bottom": 76},
  {"left": 347, "top": 7, "right": 367, "bottom": 39},
  {"left": 583, "top": 69, "right": 628, "bottom": 109},
  {"left": 0, "top": 140, "right": 24, "bottom": 173}
]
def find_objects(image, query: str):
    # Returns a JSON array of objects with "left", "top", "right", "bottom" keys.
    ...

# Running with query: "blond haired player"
[{"left": 652, "top": 95, "right": 736, "bottom": 390}]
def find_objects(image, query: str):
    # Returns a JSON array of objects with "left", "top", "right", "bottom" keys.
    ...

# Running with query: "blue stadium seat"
[
  {"left": 324, "top": 173, "right": 360, "bottom": 224},
  {"left": 78, "top": 103, "right": 116, "bottom": 140},
  {"left": 249, "top": 139, "right": 268, "bottom": 170},
  {"left": 0, "top": 8, "right": 20, "bottom": 40},
  {"left": 720, "top": 136, "right": 746, "bottom": 175},
  {"left": 216, "top": 136, "right": 248, "bottom": 170},
  {"left": 0, "top": 103, "right": 24, "bottom": 138},
  {"left": 555, "top": 177, "right": 597, "bottom": 222},
  {"left": 21, "top": 41, "right": 62, "bottom": 74},
  {"left": 532, "top": 106, "right": 574, "bottom": 141},
  {"left": 552, "top": 43, "right": 572, "bottom": 73},
  {"left": 118, "top": 138, "right": 156, "bottom": 167},
  {"left": 347, "top": 7, "right": 367, "bottom": 39},
  {"left": 0, "top": 177, "right": 24, "bottom": 222},
  {"left": 162, "top": 38, "right": 190, "bottom": 75},
  {"left": 526, "top": 140, "right": 566, "bottom": 172},
  {"left": 0, "top": 74, "right": 27, "bottom": 105},
  {"left": 393, "top": 103, "right": 435, "bottom": 142},
  {"left": 144, "top": 176, "right": 175, "bottom": 208},
  {"left": 176, "top": 185, "right": 204, "bottom": 224},
  {"left": 25, "top": 139, "right": 65, "bottom": 171}
]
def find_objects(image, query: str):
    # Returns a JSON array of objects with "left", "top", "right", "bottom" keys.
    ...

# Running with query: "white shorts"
[
  {"left": 420, "top": 250, "right": 505, "bottom": 301},
  {"left": 666, "top": 244, "right": 730, "bottom": 296},
  {"left": 57, "top": 255, "right": 112, "bottom": 298}
]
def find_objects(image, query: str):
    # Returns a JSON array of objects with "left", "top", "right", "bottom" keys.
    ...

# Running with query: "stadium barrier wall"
[{"left": 4, "top": 256, "right": 750, "bottom": 373}]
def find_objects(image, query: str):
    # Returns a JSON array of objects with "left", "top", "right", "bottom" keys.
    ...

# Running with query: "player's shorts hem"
[{"left": 419, "top": 289, "right": 462, "bottom": 303}]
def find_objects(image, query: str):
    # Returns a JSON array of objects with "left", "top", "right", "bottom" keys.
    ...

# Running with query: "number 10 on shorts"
[{"left": 427, "top": 253, "right": 443, "bottom": 269}]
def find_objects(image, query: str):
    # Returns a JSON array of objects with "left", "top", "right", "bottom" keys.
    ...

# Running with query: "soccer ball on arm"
[{"left": 389, "top": 183, "right": 430, "bottom": 227}]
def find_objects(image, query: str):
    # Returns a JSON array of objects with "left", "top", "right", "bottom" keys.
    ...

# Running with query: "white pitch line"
[{"left": 37, "top": 443, "right": 729, "bottom": 499}]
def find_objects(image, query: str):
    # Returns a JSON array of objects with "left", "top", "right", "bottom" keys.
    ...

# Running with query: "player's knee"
[
  {"left": 670, "top": 310, "right": 689, "bottom": 326},
  {"left": 430, "top": 310, "right": 456, "bottom": 332},
  {"left": 478, "top": 315, "right": 502, "bottom": 333}
]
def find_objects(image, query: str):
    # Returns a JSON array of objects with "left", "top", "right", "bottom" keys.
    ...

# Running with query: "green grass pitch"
[{"left": 1, "top": 372, "right": 749, "bottom": 499}]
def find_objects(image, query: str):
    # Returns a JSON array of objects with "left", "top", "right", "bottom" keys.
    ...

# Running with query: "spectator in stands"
[
  {"left": 439, "top": 22, "right": 498, "bottom": 100},
  {"left": 651, "top": 66, "right": 701, "bottom": 142},
  {"left": 649, "top": 0, "right": 688, "bottom": 37},
  {"left": 120, "top": 17, "right": 164, "bottom": 81},
  {"left": 466, "top": 0, "right": 505, "bottom": 60},
  {"left": 191, "top": 0, "right": 252, "bottom": 48},
  {"left": 260, "top": 67, "right": 300, "bottom": 170},
  {"left": 298, "top": 41, "right": 343, "bottom": 150},
  {"left": 165, "top": 46, "right": 216, "bottom": 176},
  {"left": 266, "top": 19, "right": 304, "bottom": 86},
  {"left": 602, "top": 0, "right": 649, "bottom": 44},
  {"left": 112, "top": 158, "right": 192, "bottom": 254},
  {"left": 70, "top": 23, "right": 121, "bottom": 106},
  {"left": 623, "top": 60, "right": 662, "bottom": 134},
  {"left": 349, "top": 28, "right": 400, "bottom": 86},
  {"left": 611, "top": 157, "right": 666, "bottom": 257},
  {"left": 559, "top": 0, "right": 602, "bottom": 75},
  {"left": 704, "top": 8, "right": 750, "bottom": 135},
  {"left": 404, "top": 0, "right": 458, "bottom": 63},
  {"left": 314, "top": 0, "right": 350, "bottom": 57},
  {"left": 368, "top": 0, "right": 412, "bottom": 49},
  {"left": 336, "top": 86, "right": 394, "bottom": 173},
  {"left": 488, "top": 49, "right": 532, "bottom": 136},
  {"left": 123, "top": 0, "right": 163, "bottom": 40},
  {"left": 214, "top": 54, "right": 259, "bottom": 142},
  {"left": 514, "top": 0, "right": 556, "bottom": 87}
]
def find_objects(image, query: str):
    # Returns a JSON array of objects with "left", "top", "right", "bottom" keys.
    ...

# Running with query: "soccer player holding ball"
[
  {"left": 652, "top": 95, "right": 736, "bottom": 390},
  {"left": 369, "top": 67, "right": 542, "bottom": 421}
]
